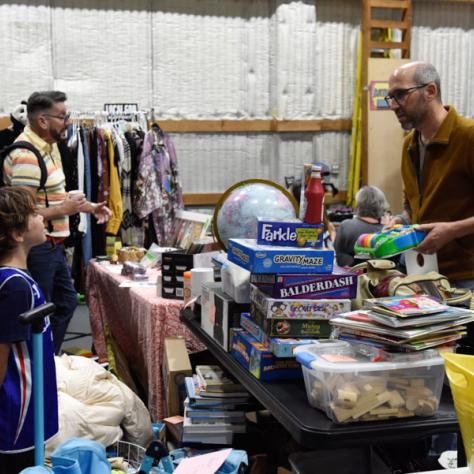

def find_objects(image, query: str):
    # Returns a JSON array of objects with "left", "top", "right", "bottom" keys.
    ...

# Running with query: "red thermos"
[{"left": 304, "top": 165, "right": 325, "bottom": 224}]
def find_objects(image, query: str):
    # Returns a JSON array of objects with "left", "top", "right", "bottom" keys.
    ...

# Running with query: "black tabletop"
[{"left": 181, "top": 308, "right": 459, "bottom": 449}]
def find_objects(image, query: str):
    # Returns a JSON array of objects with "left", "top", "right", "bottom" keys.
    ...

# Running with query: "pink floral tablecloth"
[{"left": 86, "top": 261, "right": 205, "bottom": 420}]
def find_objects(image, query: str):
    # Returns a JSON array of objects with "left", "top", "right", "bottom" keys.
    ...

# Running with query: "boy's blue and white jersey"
[{"left": 0, "top": 267, "right": 58, "bottom": 452}]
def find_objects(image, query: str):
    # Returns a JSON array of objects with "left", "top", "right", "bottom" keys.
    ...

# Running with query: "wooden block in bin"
[
  {"left": 351, "top": 390, "right": 392, "bottom": 420},
  {"left": 410, "top": 378, "right": 425, "bottom": 388},
  {"left": 387, "top": 390, "right": 405, "bottom": 409},
  {"left": 330, "top": 402, "right": 354, "bottom": 423}
]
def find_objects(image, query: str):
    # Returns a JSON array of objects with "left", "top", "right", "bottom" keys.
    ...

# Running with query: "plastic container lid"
[
  {"left": 293, "top": 340, "right": 350, "bottom": 370},
  {"left": 294, "top": 342, "right": 444, "bottom": 373}
]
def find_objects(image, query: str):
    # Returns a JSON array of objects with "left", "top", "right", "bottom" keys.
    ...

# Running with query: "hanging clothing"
[
  {"left": 58, "top": 140, "right": 80, "bottom": 242},
  {"left": 0, "top": 116, "right": 25, "bottom": 150},
  {"left": 103, "top": 129, "right": 123, "bottom": 235},
  {"left": 134, "top": 127, "right": 183, "bottom": 245},
  {"left": 80, "top": 128, "right": 93, "bottom": 266},
  {"left": 119, "top": 131, "right": 134, "bottom": 245},
  {"left": 124, "top": 129, "right": 145, "bottom": 247}
]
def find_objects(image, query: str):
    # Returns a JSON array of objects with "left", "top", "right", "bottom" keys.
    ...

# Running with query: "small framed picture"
[{"left": 171, "top": 210, "right": 211, "bottom": 251}]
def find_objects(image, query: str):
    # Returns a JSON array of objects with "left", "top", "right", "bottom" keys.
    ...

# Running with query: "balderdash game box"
[
  {"left": 250, "top": 268, "right": 358, "bottom": 299},
  {"left": 227, "top": 238, "right": 334, "bottom": 274}
]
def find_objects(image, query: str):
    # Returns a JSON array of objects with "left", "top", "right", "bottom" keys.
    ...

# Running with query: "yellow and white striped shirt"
[{"left": 3, "top": 126, "right": 69, "bottom": 237}]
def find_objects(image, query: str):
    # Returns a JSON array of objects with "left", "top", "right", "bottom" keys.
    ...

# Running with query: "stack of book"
[
  {"left": 330, "top": 295, "right": 474, "bottom": 352},
  {"left": 183, "top": 365, "right": 250, "bottom": 444}
]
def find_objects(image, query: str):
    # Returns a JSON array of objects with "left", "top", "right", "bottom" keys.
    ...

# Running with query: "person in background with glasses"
[
  {"left": 387, "top": 62, "right": 474, "bottom": 292},
  {"left": 2, "top": 91, "right": 112, "bottom": 354}
]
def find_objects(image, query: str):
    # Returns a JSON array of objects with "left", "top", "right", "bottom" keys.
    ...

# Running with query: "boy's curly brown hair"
[{"left": 0, "top": 186, "right": 37, "bottom": 259}]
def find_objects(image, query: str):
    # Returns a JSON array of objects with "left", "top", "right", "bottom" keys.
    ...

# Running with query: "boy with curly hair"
[{"left": 0, "top": 186, "right": 58, "bottom": 473}]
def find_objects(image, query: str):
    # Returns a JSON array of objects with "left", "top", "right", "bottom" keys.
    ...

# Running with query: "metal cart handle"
[{"left": 19, "top": 302, "right": 56, "bottom": 332}]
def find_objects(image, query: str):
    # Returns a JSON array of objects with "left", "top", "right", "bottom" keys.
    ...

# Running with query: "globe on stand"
[{"left": 213, "top": 179, "right": 299, "bottom": 250}]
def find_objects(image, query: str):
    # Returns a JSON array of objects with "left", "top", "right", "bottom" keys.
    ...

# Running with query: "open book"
[{"left": 364, "top": 295, "right": 449, "bottom": 318}]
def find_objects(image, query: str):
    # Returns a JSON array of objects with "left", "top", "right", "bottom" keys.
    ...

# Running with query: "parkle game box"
[{"left": 256, "top": 219, "right": 324, "bottom": 248}]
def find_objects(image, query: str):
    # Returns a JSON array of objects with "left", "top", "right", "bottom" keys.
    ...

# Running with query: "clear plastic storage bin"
[{"left": 294, "top": 341, "right": 444, "bottom": 424}]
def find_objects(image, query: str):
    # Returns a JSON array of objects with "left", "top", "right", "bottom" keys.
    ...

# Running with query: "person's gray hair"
[
  {"left": 413, "top": 63, "right": 442, "bottom": 101},
  {"left": 355, "top": 186, "right": 389, "bottom": 220}
]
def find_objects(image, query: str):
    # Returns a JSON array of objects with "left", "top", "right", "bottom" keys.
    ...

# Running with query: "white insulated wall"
[
  {"left": 411, "top": 1, "right": 474, "bottom": 117},
  {"left": 173, "top": 131, "right": 351, "bottom": 193},
  {"left": 1, "top": 0, "right": 473, "bottom": 193},
  {"left": 0, "top": 0, "right": 357, "bottom": 193}
]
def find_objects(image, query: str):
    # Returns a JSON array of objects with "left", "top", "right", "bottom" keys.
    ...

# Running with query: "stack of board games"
[
  {"left": 330, "top": 295, "right": 474, "bottom": 352},
  {"left": 183, "top": 365, "right": 251, "bottom": 444},
  {"left": 225, "top": 218, "right": 358, "bottom": 378}
]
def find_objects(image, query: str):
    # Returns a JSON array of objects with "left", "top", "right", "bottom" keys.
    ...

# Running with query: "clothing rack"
[{"left": 68, "top": 110, "right": 150, "bottom": 129}]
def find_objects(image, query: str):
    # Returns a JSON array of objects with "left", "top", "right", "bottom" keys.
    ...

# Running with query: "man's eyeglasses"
[
  {"left": 384, "top": 84, "right": 429, "bottom": 106},
  {"left": 43, "top": 113, "right": 71, "bottom": 122}
]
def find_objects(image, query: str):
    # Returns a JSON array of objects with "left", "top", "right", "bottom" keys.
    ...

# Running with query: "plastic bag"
[
  {"left": 350, "top": 260, "right": 472, "bottom": 309},
  {"left": 151, "top": 448, "right": 248, "bottom": 474},
  {"left": 349, "top": 259, "right": 405, "bottom": 309},
  {"left": 443, "top": 353, "right": 474, "bottom": 473},
  {"left": 391, "top": 271, "right": 472, "bottom": 306}
]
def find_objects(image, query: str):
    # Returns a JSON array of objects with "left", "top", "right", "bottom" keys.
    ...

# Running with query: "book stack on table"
[
  {"left": 183, "top": 365, "right": 251, "bottom": 445},
  {"left": 330, "top": 295, "right": 474, "bottom": 352}
]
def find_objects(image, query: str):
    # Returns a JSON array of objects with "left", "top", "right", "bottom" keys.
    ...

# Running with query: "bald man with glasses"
[
  {"left": 384, "top": 60, "right": 474, "bottom": 467},
  {"left": 387, "top": 62, "right": 474, "bottom": 294},
  {"left": 3, "top": 90, "right": 111, "bottom": 354}
]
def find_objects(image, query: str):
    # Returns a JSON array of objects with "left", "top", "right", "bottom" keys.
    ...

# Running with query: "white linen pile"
[{"left": 46, "top": 354, "right": 153, "bottom": 455}]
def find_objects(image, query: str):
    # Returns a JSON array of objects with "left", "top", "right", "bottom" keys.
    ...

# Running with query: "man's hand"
[
  {"left": 327, "top": 221, "right": 336, "bottom": 242},
  {"left": 383, "top": 215, "right": 403, "bottom": 230},
  {"left": 61, "top": 193, "right": 87, "bottom": 216},
  {"left": 416, "top": 222, "right": 454, "bottom": 254},
  {"left": 88, "top": 201, "right": 112, "bottom": 224}
]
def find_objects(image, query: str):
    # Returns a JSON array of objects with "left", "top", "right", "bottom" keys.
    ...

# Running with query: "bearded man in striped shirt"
[{"left": 3, "top": 91, "right": 111, "bottom": 354}]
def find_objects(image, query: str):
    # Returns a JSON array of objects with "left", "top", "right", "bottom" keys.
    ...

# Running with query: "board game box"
[{"left": 250, "top": 269, "right": 358, "bottom": 300}]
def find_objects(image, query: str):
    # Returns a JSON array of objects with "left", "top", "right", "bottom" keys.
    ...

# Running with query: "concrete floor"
[{"left": 62, "top": 303, "right": 93, "bottom": 354}]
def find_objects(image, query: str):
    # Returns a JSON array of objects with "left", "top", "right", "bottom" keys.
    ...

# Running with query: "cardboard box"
[
  {"left": 201, "top": 282, "right": 224, "bottom": 345},
  {"left": 230, "top": 329, "right": 302, "bottom": 381},
  {"left": 201, "top": 282, "right": 250, "bottom": 351},
  {"left": 269, "top": 338, "right": 321, "bottom": 358},
  {"left": 161, "top": 250, "right": 221, "bottom": 300},
  {"left": 251, "top": 306, "right": 332, "bottom": 337},
  {"left": 250, "top": 284, "right": 351, "bottom": 320},
  {"left": 240, "top": 312, "right": 269, "bottom": 344},
  {"left": 250, "top": 269, "right": 358, "bottom": 300},
  {"left": 162, "top": 338, "right": 192, "bottom": 417},
  {"left": 240, "top": 314, "right": 321, "bottom": 356},
  {"left": 256, "top": 219, "right": 324, "bottom": 248},
  {"left": 227, "top": 239, "right": 334, "bottom": 274}
]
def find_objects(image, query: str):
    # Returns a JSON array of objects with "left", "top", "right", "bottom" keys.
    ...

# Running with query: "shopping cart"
[
  {"left": 108, "top": 440, "right": 146, "bottom": 473},
  {"left": 109, "top": 440, "right": 175, "bottom": 473}
]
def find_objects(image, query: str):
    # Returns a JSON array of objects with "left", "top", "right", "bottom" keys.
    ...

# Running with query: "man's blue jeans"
[{"left": 27, "top": 241, "right": 77, "bottom": 354}]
